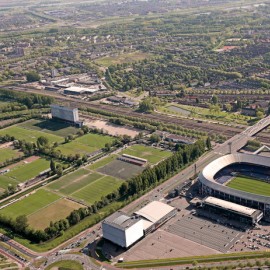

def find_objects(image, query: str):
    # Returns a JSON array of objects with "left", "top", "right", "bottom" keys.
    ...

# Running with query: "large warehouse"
[
  {"left": 199, "top": 153, "right": 270, "bottom": 220},
  {"left": 102, "top": 201, "right": 176, "bottom": 248}
]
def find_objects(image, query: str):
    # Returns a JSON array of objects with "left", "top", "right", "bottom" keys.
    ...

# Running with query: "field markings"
[
  {"left": 69, "top": 174, "right": 106, "bottom": 197},
  {"left": 26, "top": 196, "right": 63, "bottom": 218}
]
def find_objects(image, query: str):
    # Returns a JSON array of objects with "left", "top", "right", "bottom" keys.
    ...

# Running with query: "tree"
[
  {"left": 15, "top": 215, "right": 28, "bottom": 233},
  {"left": 139, "top": 99, "right": 155, "bottom": 112},
  {"left": 55, "top": 164, "right": 63, "bottom": 177},
  {"left": 37, "top": 136, "right": 49, "bottom": 147},
  {"left": 50, "top": 160, "right": 56, "bottom": 173},
  {"left": 26, "top": 71, "right": 40, "bottom": 82},
  {"left": 150, "top": 134, "right": 161, "bottom": 143},
  {"left": 211, "top": 95, "right": 218, "bottom": 104},
  {"left": 206, "top": 137, "right": 211, "bottom": 150}
]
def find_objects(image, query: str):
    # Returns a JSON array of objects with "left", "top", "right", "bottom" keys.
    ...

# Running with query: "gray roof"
[
  {"left": 102, "top": 211, "right": 141, "bottom": 230},
  {"left": 135, "top": 201, "right": 175, "bottom": 223},
  {"left": 204, "top": 196, "right": 259, "bottom": 217},
  {"left": 199, "top": 153, "right": 270, "bottom": 205}
]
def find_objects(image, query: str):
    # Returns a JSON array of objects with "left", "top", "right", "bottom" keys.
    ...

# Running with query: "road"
[{"left": 6, "top": 114, "right": 270, "bottom": 269}]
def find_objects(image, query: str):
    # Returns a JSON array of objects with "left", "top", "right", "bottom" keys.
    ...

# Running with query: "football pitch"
[
  {"left": 0, "top": 126, "right": 63, "bottom": 144},
  {"left": 56, "top": 133, "right": 114, "bottom": 156},
  {"left": 120, "top": 144, "right": 172, "bottom": 164},
  {"left": 227, "top": 176, "right": 270, "bottom": 196}
]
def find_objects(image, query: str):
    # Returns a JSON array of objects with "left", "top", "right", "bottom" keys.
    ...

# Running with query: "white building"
[
  {"left": 51, "top": 104, "right": 79, "bottom": 123},
  {"left": 102, "top": 212, "right": 144, "bottom": 248}
]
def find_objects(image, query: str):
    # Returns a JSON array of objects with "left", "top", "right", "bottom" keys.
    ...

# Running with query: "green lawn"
[
  {"left": 56, "top": 133, "right": 114, "bottom": 156},
  {"left": 121, "top": 144, "right": 172, "bottom": 164},
  {"left": 48, "top": 170, "right": 103, "bottom": 195},
  {"left": 163, "top": 103, "right": 252, "bottom": 125},
  {"left": 19, "top": 119, "right": 79, "bottom": 137},
  {"left": 0, "top": 126, "right": 63, "bottom": 144},
  {"left": 72, "top": 175, "right": 123, "bottom": 204},
  {"left": 45, "top": 260, "right": 84, "bottom": 270},
  {"left": 0, "top": 148, "right": 22, "bottom": 164},
  {"left": 5, "top": 158, "right": 50, "bottom": 182},
  {"left": 95, "top": 51, "right": 151, "bottom": 67},
  {"left": 0, "top": 189, "right": 60, "bottom": 218},
  {"left": 87, "top": 154, "right": 117, "bottom": 170},
  {"left": 227, "top": 176, "right": 270, "bottom": 196},
  {"left": 0, "top": 175, "right": 19, "bottom": 190}
]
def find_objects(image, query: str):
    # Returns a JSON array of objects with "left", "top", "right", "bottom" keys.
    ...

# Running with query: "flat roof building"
[
  {"left": 102, "top": 212, "right": 144, "bottom": 248},
  {"left": 203, "top": 196, "right": 263, "bottom": 225},
  {"left": 134, "top": 201, "right": 176, "bottom": 234},
  {"left": 51, "top": 104, "right": 79, "bottom": 123}
]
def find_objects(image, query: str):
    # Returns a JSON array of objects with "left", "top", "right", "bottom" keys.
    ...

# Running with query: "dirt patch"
[
  {"left": 84, "top": 119, "right": 142, "bottom": 138},
  {"left": 24, "top": 156, "right": 40, "bottom": 163},
  {"left": 0, "top": 142, "right": 13, "bottom": 149}
]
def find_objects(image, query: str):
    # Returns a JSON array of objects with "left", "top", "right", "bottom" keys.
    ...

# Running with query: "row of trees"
[
  {"left": 0, "top": 89, "right": 53, "bottom": 109},
  {"left": 0, "top": 139, "right": 206, "bottom": 243}
]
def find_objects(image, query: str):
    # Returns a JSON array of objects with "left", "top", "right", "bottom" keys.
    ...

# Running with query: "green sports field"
[
  {"left": 0, "top": 189, "right": 60, "bottom": 218},
  {"left": 48, "top": 169, "right": 102, "bottom": 195},
  {"left": 72, "top": 175, "right": 123, "bottom": 204},
  {"left": 5, "top": 158, "right": 50, "bottom": 182},
  {"left": 227, "top": 176, "right": 270, "bottom": 196},
  {"left": 19, "top": 119, "right": 78, "bottom": 137},
  {"left": 0, "top": 148, "right": 22, "bottom": 164},
  {"left": 27, "top": 198, "right": 84, "bottom": 230},
  {"left": 0, "top": 126, "right": 63, "bottom": 144},
  {"left": 56, "top": 133, "right": 114, "bottom": 156},
  {"left": 121, "top": 144, "right": 172, "bottom": 164}
]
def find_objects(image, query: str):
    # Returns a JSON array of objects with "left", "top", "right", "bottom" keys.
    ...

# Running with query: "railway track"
[{"left": 6, "top": 86, "right": 270, "bottom": 141}]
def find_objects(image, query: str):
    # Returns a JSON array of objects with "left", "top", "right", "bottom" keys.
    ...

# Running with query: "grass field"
[
  {"left": 87, "top": 154, "right": 117, "bottom": 170},
  {"left": 48, "top": 170, "right": 102, "bottom": 195},
  {"left": 0, "top": 148, "right": 22, "bottom": 164},
  {"left": 5, "top": 158, "right": 50, "bottom": 182},
  {"left": 72, "top": 175, "right": 123, "bottom": 204},
  {"left": 162, "top": 103, "right": 252, "bottom": 125},
  {"left": 19, "top": 119, "right": 79, "bottom": 137},
  {"left": 227, "top": 176, "right": 270, "bottom": 196},
  {"left": 95, "top": 51, "right": 151, "bottom": 67},
  {"left": 0, "top": 189, "right": 60, "bottom": 219},
  {"left": 0, "top": 126, "right": 63, "bottom": 144},
  {"left": 56, "top": 133, "right": 114, "bottom": 156},
  {"left": 45, "top": 260, "right": 84, "bottom": 270},
  {"left": 28, "top": 198, "right": 84, "bottom": 230},
  {"left": 121, "top": 144, "right": 172, "bottom": 164},
  {"left": 0, "top": 174, "right": 19, "bottom": 190}
]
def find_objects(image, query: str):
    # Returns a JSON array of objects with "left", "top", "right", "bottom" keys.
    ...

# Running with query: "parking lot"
[{"left": 166, "top": 213, "right": 243, "bottom": 253}]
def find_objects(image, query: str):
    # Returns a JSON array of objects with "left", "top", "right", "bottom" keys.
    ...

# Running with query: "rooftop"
[
  {"left": 134, "top": 201, "right": 175, "bottom": 223},
  {"left": 204, "top": 196, "right": 258, "bottom": 217},
  {"left": 103, "top": 211, "right": 141, "bottom": 230}
]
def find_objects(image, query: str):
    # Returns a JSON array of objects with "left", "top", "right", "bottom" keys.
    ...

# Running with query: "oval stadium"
[{"left": 199, "top": 153, "right": 270, "bottom": 223}]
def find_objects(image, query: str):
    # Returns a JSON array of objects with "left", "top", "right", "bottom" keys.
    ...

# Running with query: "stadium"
[{"left": 199, "top": 153, "right": 270, "bottom": 222}]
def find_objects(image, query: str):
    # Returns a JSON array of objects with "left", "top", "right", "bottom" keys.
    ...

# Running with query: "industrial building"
[
  {"left": 202, "top": 197, "right": 263, "bottom": 225},
  {"left": 51, "top": 104, "right": 82, "bottom": 126},
  {"left": 102, "top": 212, "right": 144, "bottom": 248},
  {"left": 102, "top": 201, "right": 176, "bottom": 248}
]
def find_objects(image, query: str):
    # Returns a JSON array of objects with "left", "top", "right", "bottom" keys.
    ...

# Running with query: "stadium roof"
[
  {"left": 103, "top": 211, "right": 141, "bottom": 230},
  {"left": 199, "top": 153, "right": 270, "bottom": 204},
  {"left": 134, "top": 201, "right": 175, "bottom": 223},
  {"left": 204, "top": 196, "right": 257, "bottom": 217}
]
